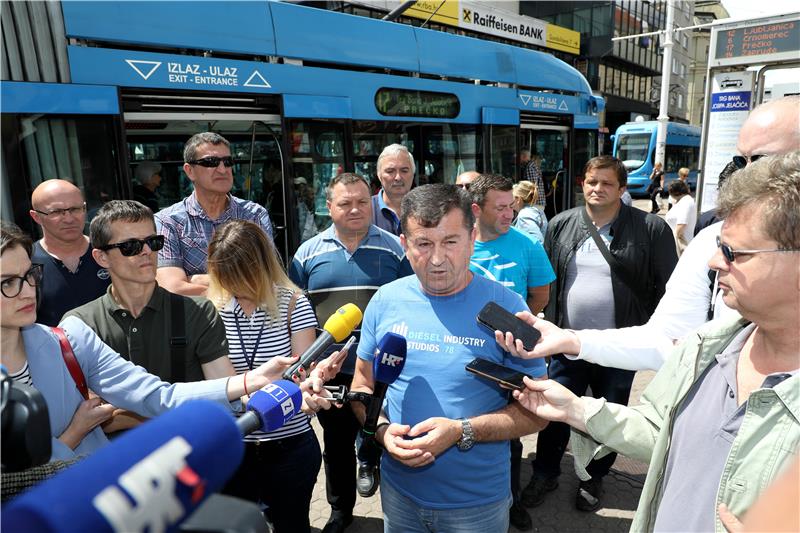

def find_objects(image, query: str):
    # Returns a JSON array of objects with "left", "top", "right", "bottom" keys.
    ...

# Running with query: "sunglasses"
[
  {"left": 187, "top": 156, "right": 235, "bottom": 168},
  {"left": 456, "top": 183, "right": 471, "bottom": 190},
  {"left": 99, "top": 235, "right": 165, "bottom": 257},
  {"left": 731, "top": 154, "right": 766, "bottom": 170},
  {"left": 1, "top": 264, "right": 43, "bottom": 299},
  {"left": 716, "top": 236, "right": 799, "bottom": 263}
]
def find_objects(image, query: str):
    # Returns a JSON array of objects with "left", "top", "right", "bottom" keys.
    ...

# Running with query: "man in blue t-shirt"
[
  {"left": 290, "top": 172, "right": 412, "bottom": 533},
  {"left": 467, "top": 173, "right": 555, "bottom": 531},
  {"left": 351, "top": 184, "right": 548, "bottom": 533}
]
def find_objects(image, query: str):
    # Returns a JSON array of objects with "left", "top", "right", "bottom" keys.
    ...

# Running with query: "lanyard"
[{"left": 233, "top": 307, "right": 267, "bottom": 371}]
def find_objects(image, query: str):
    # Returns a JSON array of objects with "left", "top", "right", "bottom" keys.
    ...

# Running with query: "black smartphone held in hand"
[
  {"left": 465, "top": 358, "right": 531, "bottom": 391},
  {"left": 477, "top": 302, "right": 541, "bottom": 351}
]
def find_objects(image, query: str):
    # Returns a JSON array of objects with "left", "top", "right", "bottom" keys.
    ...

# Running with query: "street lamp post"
[{"left": 655, "top": 0, "right": 676, "bottom": 167}]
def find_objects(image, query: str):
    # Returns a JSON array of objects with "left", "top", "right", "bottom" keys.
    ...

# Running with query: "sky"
[{"left": 720, "top": 0, "right": 798, "bottom": 20}]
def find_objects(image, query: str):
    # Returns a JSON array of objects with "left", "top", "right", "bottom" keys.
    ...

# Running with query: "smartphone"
[
  {"left": 341, "top": 335, "right": 356, "bottom": 354},
  {"left": 465, "top": 358, "right": 531, "bottom": 391},
  {"left": 476, "top": 302, "right": 541, "bottom": 351}
]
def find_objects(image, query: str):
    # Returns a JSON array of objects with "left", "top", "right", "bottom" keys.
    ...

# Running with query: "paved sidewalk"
[{"left": 308, "top": 371, "right": 655, "bottom": 532}]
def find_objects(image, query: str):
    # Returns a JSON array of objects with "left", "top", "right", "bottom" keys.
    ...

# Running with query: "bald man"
[
  {"left": 455, "top": 170, "right": 479, "bottom": 190},
  {"left": 29, "top": 180, "right": 110, "bottom": 326}
]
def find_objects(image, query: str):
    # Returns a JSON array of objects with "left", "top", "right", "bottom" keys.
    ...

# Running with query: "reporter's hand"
[
  {"left": 513, "top": 376, "right": 586, "bottom": 432},
  {"left": 256, "top": 355, "right": 299, "bottom": 384},
  {"left": 399, "top": 417, "right": 462, "bottom": 463},
  {"left": 381, "top": 423, "right": 430, "bottom": 468},
  {"left": 59, "top": 397, "right": 117, "bottom": 450},
  {"left": 309, "top": 346, "right": 349, "bottom": 383},
  {"left": 494, "top": 312, "right": 581, "bottom": 358},
  {"left": 299, "top": 375, "right": 336, "bottom": 414}
]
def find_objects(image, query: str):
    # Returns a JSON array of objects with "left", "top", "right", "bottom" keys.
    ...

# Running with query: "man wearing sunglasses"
[
  {"left": 155, "top": 132, "right": 273, "bottom": 296},
  {"left": 66, "top": 200, "right": 236, "bottom": 433},
  {"left": 29, "top": 179, "right": 111, "bottom": 327},
  {"left": 455, "top": 170, "right": 479, "bottom": 190}
]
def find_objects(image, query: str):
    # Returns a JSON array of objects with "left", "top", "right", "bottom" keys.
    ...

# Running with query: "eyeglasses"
[
  {"left": 187, "top": 156, "right": 235, "bottom": 168},
  {"left": 32, "top": 203, "right": 86, "bottom": 219},
  {"left": 99, "top": 235, "right": 165, "bottom": 257},
  {"left": 731, "top": 154, "right": 766, "bottom": 170},
  {"left": 1, "top": 264, "right": 43, "bottom": 298},
  {"left": 456, "top": 183, "right": 471, "bottom": 190},
  {"left": 716, "top": 236, "right": 799, "bottom": 263}
]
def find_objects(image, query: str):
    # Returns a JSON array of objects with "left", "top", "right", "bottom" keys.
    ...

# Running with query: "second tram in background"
[{"left": 613, "top": 120, "right": 700, "bottom": 196}]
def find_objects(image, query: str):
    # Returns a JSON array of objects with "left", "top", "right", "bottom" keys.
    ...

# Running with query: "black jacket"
[{"left": 544, "top": 203, "right": 678, "bottom": 329}]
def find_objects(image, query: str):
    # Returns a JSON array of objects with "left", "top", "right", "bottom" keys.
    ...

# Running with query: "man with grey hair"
[
  {"left": 155, "top": 132, "right": 273, "bottom": 296},
  {"left": 371, "top": 143, "right": 415, "bottom": 236},
  {"left": 132, "top": 161, "right": 162, "bottom": 213},
  {"left": 514, "top": 151, "right": 800, "bottom": 532}
]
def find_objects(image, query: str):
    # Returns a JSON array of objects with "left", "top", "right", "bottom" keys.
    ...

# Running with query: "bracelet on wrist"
[{"left": 243, "top": 370, "right": 250, "bottom": 397}]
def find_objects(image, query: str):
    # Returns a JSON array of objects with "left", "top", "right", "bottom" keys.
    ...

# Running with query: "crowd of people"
[{"left": 1, "top": 95, "right": 798, "bottom": 533}]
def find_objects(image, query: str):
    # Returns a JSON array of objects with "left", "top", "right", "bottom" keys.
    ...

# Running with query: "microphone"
[
  {"left": 4, "top": 401, "right": 243, "bottom": 533},
  {"left": 363, "top": 333, "right": 407, "bottom": 435},
  {"left": 236, "top": 380, "right": 303, "bottom": 436},
  {"left": 282, "top": 303, "right": 362, "bottom": 382}
]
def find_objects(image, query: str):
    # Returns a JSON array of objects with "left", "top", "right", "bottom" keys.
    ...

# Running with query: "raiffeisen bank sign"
[{"left": 353, "top": 0, "right": 580, "bottom": 55}]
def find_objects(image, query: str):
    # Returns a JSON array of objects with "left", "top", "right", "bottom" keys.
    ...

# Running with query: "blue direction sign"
[
  {"left": 518, "top": 92, "right": 574, "bottom": 114},
  {"left": 69, "top": 47, "right": 275, "bottom": 92}
]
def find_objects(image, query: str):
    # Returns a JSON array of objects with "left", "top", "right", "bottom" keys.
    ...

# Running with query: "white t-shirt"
[{"left": 665, "top": 195, "right": 697, "bottom": 245}]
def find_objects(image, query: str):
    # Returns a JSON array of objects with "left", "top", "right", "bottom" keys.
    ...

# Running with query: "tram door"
[
  {"left": 520, "top": 124, "right": 570, "bottom": 218},
  {"left": 123, "top": 114, "right": 289, "bottom": 262}
]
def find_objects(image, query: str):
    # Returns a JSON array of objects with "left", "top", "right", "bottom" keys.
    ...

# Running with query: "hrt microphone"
[
  {"left": 363, "top": 332, "right": 407, "bottom": 435},
  {"left": 282, "top": 303, "right": 362, "bottom": 382},
  {"left": 236, "top": 380, "right": 302, "bottom": 436},
  {"left": 4, "top": 401, "right": 243, "bottom": 533}
]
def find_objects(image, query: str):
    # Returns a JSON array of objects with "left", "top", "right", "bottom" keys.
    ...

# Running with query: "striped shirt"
[
  {"left": 219, "top": 287, "right": 317, "bottom": 442},
  {"left": 9, "top": 361, "right": 33, "bottom": 387}
]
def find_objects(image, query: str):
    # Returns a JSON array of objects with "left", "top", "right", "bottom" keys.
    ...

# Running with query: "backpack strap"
[
  {"left": 52, "top": 327, "right": 89, "bottom": 400},
  {"left": 169, "top": 291, "right": 186, "bottom": 383}
]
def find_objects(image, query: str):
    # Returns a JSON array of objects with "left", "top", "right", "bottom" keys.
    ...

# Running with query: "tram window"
[
  {"left": 2, "top": 114, "right": 123, "bottom": 232},
  {"left": 422, "top": 125, "right": 481, "bottom": 184},
  {"left": 486, "top": 125, "right": 516, "bottom": 179},
  {"left": 288, "top": 120, "right": 346, "bottom": 244}
]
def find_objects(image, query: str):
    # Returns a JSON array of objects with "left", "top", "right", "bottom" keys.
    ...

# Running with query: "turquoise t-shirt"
[
  {"left": 469, "top": 227, "right": 555, "bottom": 301},
  {"left": 357, "top": 274, "right": 546, "bottom": 509}
]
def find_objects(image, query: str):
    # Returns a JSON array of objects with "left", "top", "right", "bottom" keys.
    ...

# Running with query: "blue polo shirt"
[
  {"left": 357, "top": 274, "right": 547, "bottom": 508},
  {"left": 371, "top": 191, "right": 402, "bottom": 236},
  {"left": 289, "top": 224, "right": 412, "bottom": 373}
]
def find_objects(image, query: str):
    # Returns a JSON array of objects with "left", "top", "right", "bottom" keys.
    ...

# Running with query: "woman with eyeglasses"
[
  {"left": 206, "top": 219, "right": 328, "bottom": 533},
  {"left": 512, "top": 180, "right": 548, "bottom": 243},
  {"left": 0, "top": 221, "right": 330, "bottom": 462}
]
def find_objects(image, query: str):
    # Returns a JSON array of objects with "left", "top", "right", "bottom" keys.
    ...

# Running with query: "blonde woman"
[
  {"left": 512, "top": 180, "right": 548, "bottom": 243},
  {"left": 207, "top": 220, "right": 322, "bottom": 533}
]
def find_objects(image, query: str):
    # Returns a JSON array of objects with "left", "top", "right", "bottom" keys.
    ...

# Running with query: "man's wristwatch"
[{"left": 456, "top": 418, "right": 475, "bottom": 451}]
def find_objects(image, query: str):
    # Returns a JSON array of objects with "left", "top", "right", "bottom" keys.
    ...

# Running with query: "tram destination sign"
[
  {"left": 375, "top": 88, "right": 460, "bottom": 118},
  {"left": 714, "top": 19, "right": 799, "bottom": 63}
]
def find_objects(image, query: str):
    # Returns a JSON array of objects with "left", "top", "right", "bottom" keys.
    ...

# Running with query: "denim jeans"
[{"left": 381, "top": 479, "right": 512, "bottom": 533}]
